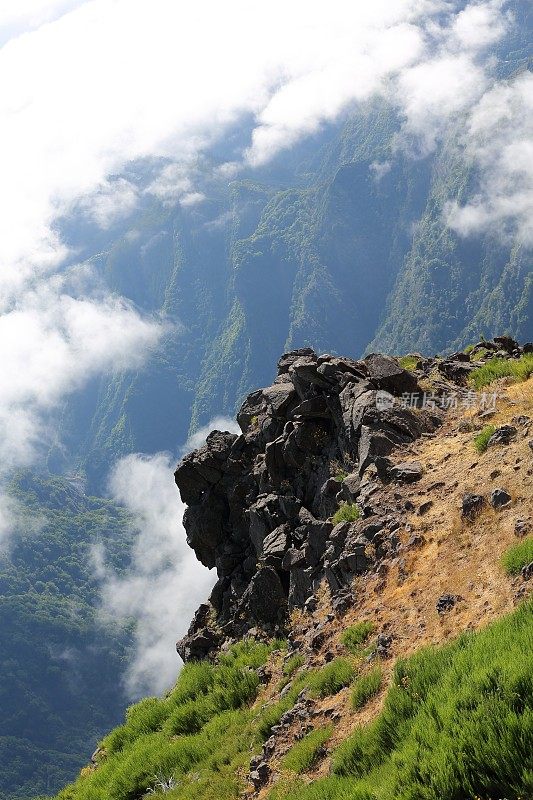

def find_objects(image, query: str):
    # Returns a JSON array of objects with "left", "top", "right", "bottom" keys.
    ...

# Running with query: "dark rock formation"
[
  {"left": 174, "top": 348, "right": 441, "bottom": 659},
  {"left": 461, "top": 493, "right": 486, "bottom": 520},
  {"left": 490, "top": 488, "right": 512, "bottom": 509}
]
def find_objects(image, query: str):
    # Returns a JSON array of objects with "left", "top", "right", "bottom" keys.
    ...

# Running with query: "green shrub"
[
  {"left": 102, "top": 697, "right": 171, "bottom": 755},
  {"left": 331, "top": 502, "right": 360, "bottom": 525},
  {"left": 283, "top": 653, "right": 305, "bottom": 677},
  {"left": 308, "top": 659, "right": 355, "bottom": 699},
  {"left": 501, "top": 537, "right": 533, "bottom": 575},
  {"left": 164, "top": 694, "right": 216, "bottom": 735},
  {"left": 351, "top": 668, "right": 382, "bottom": 710},
  {"left": 398, "top": 355, "right": 418, "bottom": 372},
  {"left": 469, "top": 354, "right": 533, "bottom": 388},
  {"left": 266, "top": 776, "right": 374, "bottom": 800},
  {"left": 341, "top": 622, "right": 374, "bottom": 653},
  {"left": 334, "top": 469, "right": 348, "bottom": 482},
  {"left": 281, "top": 726, "right": 333, "bottom": 773},
  {"left": 170, "top": 661, "right": 216, "bottom": 705},
  {"left": 473, "top": 424, "right": 496, "bottom": 453}
]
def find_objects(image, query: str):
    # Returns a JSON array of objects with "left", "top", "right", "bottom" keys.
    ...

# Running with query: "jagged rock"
[
  {"left": 249, "top": 761, "right": 270, "bottom": 789},
  {"left": 461, "top": 493, "right": 486, "bottom": 519},
  {"left": 241, "top": 568, "right": 287, "bottom": 624},
  {"left": 493, "top": 335, "right": 519, "bottom": 353},
  {"left": 521, "top": 562, "right": 533, "bottom": 581},
  {"left": 487, "top": 425, "right": 517, "bottom": 447},
  {"left": 173, "top": 347, "right": 461, "bottom": 658},
  {"left": 277, "top": 347, "right": 316, "bottom": 375},
  {"left": 389, "top": 461, "right": 424, "bottom": 483},
  {"left": 436, "top": 594, "right": 462, "bottom": 615},
  {"left": 364, "top": 353, "right": 418, "bottom": 394},
  {"left": 376, "top": 633, "right": 393, "bottom": 658},
  {"left": 437, "top": 359, "right": 474, "bottom": 384},
  {"left": 515, "top": 519, "right": 530, "bottom": 537},
  {"left": 261, "top": 523, "right": 291, "bottom": 566},
  {"left": 176, "top": 626, "right": 222, "bottom": 662},
  {"left": 490, "top": 488, "right": 512, "bottom": 508}
]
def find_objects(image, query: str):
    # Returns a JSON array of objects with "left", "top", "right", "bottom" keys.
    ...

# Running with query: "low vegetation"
[
  {"left": 282, "top": 654, "right": 305, "bottom": 677},
  {"left": 501, "top": 537, "right": 533, "bottom": 576},
  {"left": 53, "top": 593, "right": 533, "bottom": 800},
  {"left": 281, "top": 726, "right": 333, "bottom": 773},
  {"left": 469, "top": 354, "right": 533, "bottom": 388},
  {"left": 269, "top": 602, "right": 533, "bottom": 800},
  {"left": 351, "top": 667, "right": 382, "bottom": 710},
  {"left": 341, "top": 621, "right": 374, "bottom": 654},
  {"left": 473, "top": 424, "right": 496, "bottom": 453},
  {"left": 331, "top": 501, "right": 360, "bottom": 525},
  {"left": 398, "top": 355, "right": 418, "bottom": 372},
  {"left": 308, "top": 658, "right": 356, "bottom": 699}
]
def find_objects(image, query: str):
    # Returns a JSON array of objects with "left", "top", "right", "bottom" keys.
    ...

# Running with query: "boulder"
[
  {"left": 487, "top": 425, "right": 517, "bottom": 447},
  {"left": 462, "top": 493, "right": 486, "bottom": 519},
  {"left": 241, "top": 567, "right": 287, "bottom": 624},
  {"left": 388, "top": 461, "right": 424, "bottom": 484},
  {"left": 490, "top": 488, "right": 512, "bottom": 508},
  {"left": 364, "top": 353, "right": 419, "bottom": 394}
]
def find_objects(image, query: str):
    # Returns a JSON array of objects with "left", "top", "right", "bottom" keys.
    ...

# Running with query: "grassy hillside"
[
  {"left": 51, "top": 374, "right": 533, "bottom": 800},
  {"left": 53, "top": 603, "right": 533, "bottom": 800}
]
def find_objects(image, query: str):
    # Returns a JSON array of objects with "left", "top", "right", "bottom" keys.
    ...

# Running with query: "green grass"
[
  {"left": 469, "top": 354, "right": 533, "bottom": 389},
  {"left": 334, "top": 469, "right": 348, "bottom": 482},
  {"left": 308, "top": 659, "right": 356, "bottom": 699},
  {"left": 351, "top": 668, "right": 382, "bottom": 711},
  {"left": 53, "top": 603, "right": 533, "bottom": 800},
  {"left": 341, "top": 622, "right": 374, "bottom": 654},
  {"left": 332, "top": 601, "right": 533, "bottom": 798},
  {"left": 283, "top": 654, "right": 305, "bottom": 677},
  {"left": 473, "top": 424, "right": 496, "bottom": 453},
  {"left": 331, "top": 502, "right": 360, "bottom": 525},
  {"left": 501, "top": 537, "right": 533, "bottom": 576},
  {"left": 281, "top": 726, "right": 333, "bottom": 773},
  {"left": 398, "top": 355, "right": 418, "bottom": 372}
]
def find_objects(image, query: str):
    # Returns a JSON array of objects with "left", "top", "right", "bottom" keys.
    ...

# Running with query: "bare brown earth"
[{"left": 248, "top": 377, "right": 533, "bottom": 797}]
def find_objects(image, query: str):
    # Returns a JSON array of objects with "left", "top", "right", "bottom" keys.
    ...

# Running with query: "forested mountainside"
[
  {"left": 51, "top": 3, "right": 532, "bottom": 488},
  {"left": 53, "top": 340, "right": 533, "bottom": 800},
  {"left": 0, "top": 473, "right": 135, "bottom": 799}
]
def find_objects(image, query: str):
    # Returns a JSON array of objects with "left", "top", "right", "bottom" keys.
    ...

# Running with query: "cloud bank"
[
  {"left": 0, "top": 0, "right": 523, "bottom": 286},
  {"left": 446, "top": 71, "right": 533, "bottom": 245},
  {"left": 94, "top": 417, "right": 239, "bottom": 698}
]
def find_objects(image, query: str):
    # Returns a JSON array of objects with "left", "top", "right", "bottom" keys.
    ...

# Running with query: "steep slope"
[
  {"left": 0, "top": 474, "right": 135, "bottom": 799},
  {"left": 53, "top": 339, "right": 533, "bottom": 800}
]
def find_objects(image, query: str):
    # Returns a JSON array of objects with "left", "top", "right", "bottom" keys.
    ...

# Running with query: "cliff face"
[
  {"left": 174, "top": 336, "right": 530, "bottom": 662},
  {"left": 53, "top": 337, "right": 533, "bottom": 800}
]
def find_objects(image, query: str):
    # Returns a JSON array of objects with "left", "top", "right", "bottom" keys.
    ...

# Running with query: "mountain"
[
  {"left": 50, "top": 9, "right": 531, "bottom": 488},
  {"left": 2, "top": 4, "right": 531, "bottom": 796},
  {"left": 52, "top": 338, "right": 533, "bottom": 799},
  {"left": 0, "top": 473, "right": 135, "bottom": 799}
]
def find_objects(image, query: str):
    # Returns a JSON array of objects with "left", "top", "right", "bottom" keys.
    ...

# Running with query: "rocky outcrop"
[{"left": 174, "top": 349, "right": 441, "bottom": 659}]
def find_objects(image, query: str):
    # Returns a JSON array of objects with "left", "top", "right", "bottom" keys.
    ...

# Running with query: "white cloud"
[
  {"left": 75, "top": 178, "right": 139, "bottom": 229},
  {"left": 0, "top": 0, "right": 513, "bottom": 289},
  {"left": 446, "top": 71, "right": 533, "bottom": 245},
  {"left": 182, "top": 415, "right": 240, "bottom": 453},
  {"left": 395, "top": 54, "right": 488, "bottom": 153},
  {"left": 95, "top": 452, "right": 216, "bottom": 698},
  {"left": 0, "top": 280, "right": 162, "bottom": 471},
  {"left": 450, "top": 0, "right": 511, "bottom": 49}
]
